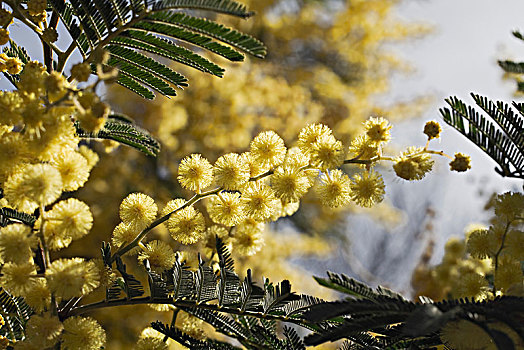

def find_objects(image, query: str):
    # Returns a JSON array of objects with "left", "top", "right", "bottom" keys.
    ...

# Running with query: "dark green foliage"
[
  {"left": 48, "top": 0, "right": 265, "bottom": 99},
  {"left": 115, "top": 256, "right": 145, "bottom": 298},
  {"left": 0, "top": 207, "right": 36, "bottom": 227},
  {"left": 75, "top": 116, "right": 161, "bottom": 156},
  {"left": 0, "top": 288, "right": 33, "bottom": 342},
  {"left": 440, "top": 94, "right": 524, "bottom": 178},
  {"left": 151, "top": 321, "right": 241, "bottom": 349}
]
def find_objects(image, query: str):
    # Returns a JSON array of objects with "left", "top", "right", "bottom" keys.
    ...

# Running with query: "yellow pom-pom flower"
[
  {"left": 62, "top": 316, "right": 106, "bottom": 350},
  {"left": 50, "top": 150, "right": 90, "bottom": 192},
  {"left": 364, "top": 117, "right": 392, "bottom": 144},
  {"left": 177, "top": 154, "right": 214, "bottom": 192},
  {"left": 393, "top": 147, "right": 434, "bottom": 181},
  {"left": 25, "top": 314, "right": 63, "bottom": 348},
  {"left": 449, "top": 152, "right": 471, "bottom": 172},
  {"left": 270, "top": 165, "right": 312, "bottom": 203},
  {"left": 241, "top": 182, "right": 280, "bottom": 221},
  {"left": 349, "top": 171, "right": 385, "bottom": 208},
  {"left": 494, "top": 192, "right": 523, "bottom": 221},
  {"left": 20, "top": 278, "right": 51, "bottom": 313},
  {"left": 348, "top": 134, "right": 379, "bottom": 161},
  {"left": 466, "top": 229, "right": 495, "bottom": 259},
  {"left": 494, "top": 257, "right": 523, "bottom": 292},
  {"left": 501, "top": 229, "right": 524, "bottom": 261},
  {"left": 3, "top": 163, "right": 63, "bottom": 212},
  {"left": 250, "top": 130, "right": 286, "bottom": 169},
  {"left": 119, "top": 193, "right": 158, "bottom": 231},
  {"left": 45, "top": 198, "right": 93, "bottom": 241},
  {"left": 70, "top": 62, "right": 92, "bottom": 82},
  {"left": 4, "top": 57, "right": 22, "bottom": 74},
  {"left": 138, "top": 240, "right": 176, "bottom": 271},
  {"left": 207, "top": 192, "right": 246, "bottom": 226},
  {"left": 452, "top": 272, "right": 488, "bottom": 300},
  {"left": 46, "top": 258, "right": 100, "bottom": 299},
  {"left": 0, "top": 262, "right": 37, "bottom": 296},
  {"left": 0, "top": 223, "right": 36, "bottom": 264},
  {"left": 135, "top": 337, "right": 168, "bottom": 350},
  {"left": 309, "top": 134, "right": 344, "bottom": 170},
  {"left": 213, "top": 153, "right": 250, "bottom": 190},
  {"left": 111, "top": 222, "right": 140, "bottom": 253},
  {"left": 232, "top": 227, "right": 264, "bottom": 256},
  {"left": 423, "top": 120, "right": 441, "bottom": 140},
  {"left": 315, "top": 169, "right": 351, "bottom": 208},
  {"left": 78, "top": 145, "right": 99, "bottom": 170},
  {"left": 166, "top": 206, "right": 206, "bottom": 245},
  {"left": 297, "top": 123, "right": 333, "bottom": 154}
]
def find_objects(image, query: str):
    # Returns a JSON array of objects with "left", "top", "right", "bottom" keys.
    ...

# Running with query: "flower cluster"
[{"left": 412, "top": 192, "right": 523, "bottom": 304}]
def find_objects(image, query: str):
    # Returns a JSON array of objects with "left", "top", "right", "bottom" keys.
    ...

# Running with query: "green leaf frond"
[
  {"left": 440, "top": 94, "right": 524, "bottom": 178},
  {"left": 313, "top": 271, "right": 408, "bottom": 302},
  {"left": 151, "top": 321, "right": 241, "bottom": 349},
  {"left": 0, "top": 207, "right": 37, "bottom": 227},
  {"left": 75, "top": 116, "right": 161, "bottom": 156},
  {"left": 48, "top": 0, "right": 265, "bottom": 98},
  {"left": 0, "top": 288, "right": 33, "bottom": 342}
]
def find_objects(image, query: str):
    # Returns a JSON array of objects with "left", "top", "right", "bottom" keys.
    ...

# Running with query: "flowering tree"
[{"left": 0, "top": 0, "right": 522, "bottom": 349}]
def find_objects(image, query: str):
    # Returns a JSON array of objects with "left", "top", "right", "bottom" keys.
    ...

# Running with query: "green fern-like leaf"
[
  {"left": 115, "top": 256, "right": 145, "bottom": 298},
  {"left": 0, "top": 207, "right": 37, "bottom": 227},
  {"left": 0, "top": 288, "right": 33, "bottom": 341},
  {"left": 196, "top": 254, "right": 217, "bottom": 303},
  {"left": 75, "top": 116, "right": 161, "bottom": 156},
  {"left": 49, "top": 0, "right": 265, "bottom": 99},
  {"left": 440, "top": 95, "right": 524, "bottom": 178},
  {"left": 262, "top": 279, "right": 300, "bottom": 314}
]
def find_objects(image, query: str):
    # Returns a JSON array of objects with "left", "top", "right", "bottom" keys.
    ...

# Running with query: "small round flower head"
[
  {"left": 270, "top": 165, "right": 312, "bottom": 203},
  {"left": 46, "top": 198, "right": 93, "bottom": 240},
  {"left": 241, "top": 182, "right": 280, "bottom": 221},
  {"left": 42, "top": 27, "right": 59, "bottom": 43},
  {"left": 111, "top": 222, "right": 140, "bottom": 253},
  {"left": 423, "top": 120, "right": 442, "bottom": 140},
  {"left": 232, "top": 228, "right": 264, "bottom": 256},
  {"left": 161, "top": 198, "right": 186, "bottom": 217},
  {"left": 5, "top": 57, "right": 23, "bottom": 74},
  {"left": 494, "top": 192, "right": 524, "bottom": 221},
  {"left": 177, "top": 311, "right": 205, "bottom": 339},
  {"left": 78, "top": 145, "right": 99, "bottom": 170},
  {"left": 119, "top": 193, "right": 158, "bottom": 231},
  {"left": 0, "top": 28, "right": 9, "bottom": 46},
  {"left": 138, "top": 240, "right": 176, "bottom": 271},
  {"left": 449, "top": 153, "right": 471, "bottom": 172},
  {"left": 3, "top": 163, "right": 63, "bottom": 212},
  {"left": 21, "top": 100, "right": 48, "bottom": 138},
  {"left": 62, "top": 316, "right": 106, "bottom": 350},
  {"left": 45, "top": 71, "right": 66, "bottom": 95},
  {"left": 393, "top": 147, "right": 434, "bottom": 181},
  {"left": 91, "top": 258, "right": 116, "bottom": 289},
  {"left": 494, "top": 257, "right": 522, "bottom": 292},
  {"left": 440, "top": 319, "right": 493, "bottom": 350},
  {"left": 49, "top": 150, "right": 90, "bottom": 192},
  {"left": 70, "top": 62, "right": 92, "bottom": 82},
  {"left": 166, "top": 206, "right": 206, "bottom": 245},
  {"left": 135, "top": 337, "right": 168, "bottom": 350},
  {"left": 348, "top": 134, "right": 379, "bottom": 161},
  {"left": 297, "top": 123, "right": 333, "bottom": 154},
  {"left": 250, "top": 130, "right": 287, "bottom": 169},
  {"left": 315, "top": 169, "right": 352, "bottom": 208},
  {"left": 0, "top": 262, "right": 37, "bottom": 296},
  {"left": 46, "top": 258, "right": 100, "bottom": 299},
  {"left": 283, "top": 147, "right": 310, "bottom": 169},
  {"left": 177, "top": 154, "right": 214, "bottom": 192},
  {"left": 309, "top": 134, "right": 344, "bottom": 170},
  {"left": 501, "top": 229, "right": 524, "bottom": 261},
  {"left": 452, "top": 272, "right": 488, "bottom": 300},
  {"left": 466, "top": 229, "right": 495, "bottom": 259},
  {"left": 349, "top": 171, "right": 385, "bottom": 208},
  {"left": 21, "top": 278, "right": 51, "bottom": 313},
  {"left": 25, "top": 314, "right": 63, "bottom": 348},
  {"left": 364, "top": 117, "right": 392, "bottom": 144},
  {"left": 27, "top": 0, "right": 47, "bottom": 16},
  {"left": 240, "top": 152, "right": 268, "bottom": 177},
  {"left": 0, "top": 223, "right": 37, "bottom": 263},
  {"left": 207, "top": 192, "right": 246, "bottom": 226},
  {"left": 213, "top": 153, "right": 250, "bottom": 190}
]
